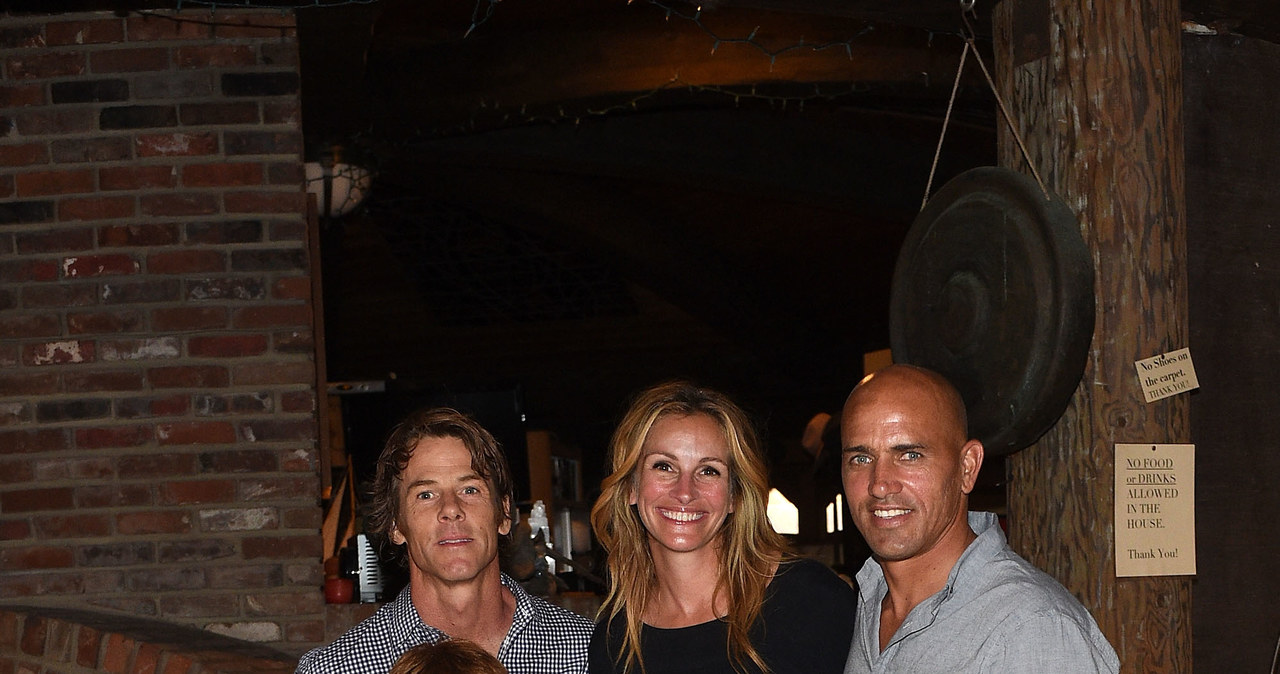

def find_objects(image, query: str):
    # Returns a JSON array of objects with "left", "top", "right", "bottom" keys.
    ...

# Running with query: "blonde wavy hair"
[{"left": 590, "top": 381, "right": 789, "bottom": 674}]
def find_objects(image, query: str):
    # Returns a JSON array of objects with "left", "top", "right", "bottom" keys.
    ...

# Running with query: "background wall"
[
  {"left": 1184, "top": 32, "right": 1280, "bottom": 672},
  {"left": 0, "top": 10, "right": 324, "bottom": 655}
]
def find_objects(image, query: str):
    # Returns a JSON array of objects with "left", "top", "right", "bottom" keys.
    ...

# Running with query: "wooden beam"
[{"left": 992, "top": 0, "right": 1192, "bottom": 670}]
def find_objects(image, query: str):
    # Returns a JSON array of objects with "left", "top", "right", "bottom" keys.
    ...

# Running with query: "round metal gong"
[{"left": 889, "top": 167, "right": 1094, "bottom": 455}]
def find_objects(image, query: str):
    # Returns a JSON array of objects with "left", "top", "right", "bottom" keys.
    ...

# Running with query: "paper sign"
[
  {"left": 1135, "top": 348, "right": 1199, "bottom": 403},
  {"left": 1115, "top": 443, "right": 1196, "bottom": 577}
]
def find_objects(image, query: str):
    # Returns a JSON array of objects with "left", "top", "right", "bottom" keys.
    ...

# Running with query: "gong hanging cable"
[{"left": 921, "top": 0, "right": 1052, "bottom": 211}]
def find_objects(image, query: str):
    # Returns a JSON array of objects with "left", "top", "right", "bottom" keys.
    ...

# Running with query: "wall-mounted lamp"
[{"left": 305, "top": 146, "right": 371, "bottom": 218}]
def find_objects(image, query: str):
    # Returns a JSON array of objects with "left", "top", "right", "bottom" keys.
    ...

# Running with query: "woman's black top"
[{"left": 588, "top": 558, "right": 857, "bottom": 674}]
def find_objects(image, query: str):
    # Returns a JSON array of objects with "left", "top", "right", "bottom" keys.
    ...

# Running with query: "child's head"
[{"left": 390, "top": 639, "right": 508, "bottom": 674}]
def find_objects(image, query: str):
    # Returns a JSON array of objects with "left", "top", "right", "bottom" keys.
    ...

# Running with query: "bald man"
[{"left": 839, "top": 365, "right": 1118, "bottom": 673}]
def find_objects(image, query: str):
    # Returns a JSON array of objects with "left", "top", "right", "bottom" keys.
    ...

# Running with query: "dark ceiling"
[{"left": 288, "top": 0, "right": 1279, "bottom": 479}]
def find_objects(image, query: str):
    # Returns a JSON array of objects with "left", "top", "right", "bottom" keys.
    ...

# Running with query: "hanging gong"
[{"left": 889, "top": 167, "right": 1095, "bottom": 455}]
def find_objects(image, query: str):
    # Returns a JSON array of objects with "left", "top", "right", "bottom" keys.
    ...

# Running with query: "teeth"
[
  {"left": 440, "top": 538, "right": 469, "bottom": 544},
  {"left": 662, "top": 509, "right": 704, "bottom": 523},
  {"left": 874, "top": 509, "right": 910, "bottom": 518}
]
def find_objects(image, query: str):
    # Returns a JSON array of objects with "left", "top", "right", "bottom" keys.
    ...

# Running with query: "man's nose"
[
  {"left": 868, "top": 463, "right": 901, "bottom": 499},
  {"left": 437, "top": 491, "right": 464, "bottom": 519}
]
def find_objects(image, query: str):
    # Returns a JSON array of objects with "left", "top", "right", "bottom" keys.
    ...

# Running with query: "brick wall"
[{"left": 0, "top": 10, "right": 324, "bottom": 656}]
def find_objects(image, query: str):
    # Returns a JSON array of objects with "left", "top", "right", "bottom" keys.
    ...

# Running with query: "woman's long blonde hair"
[{"left": 590, "top": 381, "right": 789, "bottom": 674}]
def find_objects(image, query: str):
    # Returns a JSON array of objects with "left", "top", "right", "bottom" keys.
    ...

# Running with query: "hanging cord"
[{"left": 921, "top": 0, "right": 1051, "bottom": 210}]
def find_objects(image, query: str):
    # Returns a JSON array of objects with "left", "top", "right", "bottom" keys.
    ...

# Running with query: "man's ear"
[
  {"left": 498, "top": 497, "right": 513, "bottom": 536},
  {"left": 959, "top": 439, "right": 984, "bottom": 495},
  {"left": 390, "top": 521, "right": 405, "bottom": 546}
]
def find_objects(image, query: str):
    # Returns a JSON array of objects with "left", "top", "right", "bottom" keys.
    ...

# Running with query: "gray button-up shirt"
[{"left": 844, "top": 512, "right": 1120, "bottom": 674}]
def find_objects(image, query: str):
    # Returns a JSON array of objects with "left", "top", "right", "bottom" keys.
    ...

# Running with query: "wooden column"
[{"left": 992, "top": 0, "right": 1192, "bottom": 671}]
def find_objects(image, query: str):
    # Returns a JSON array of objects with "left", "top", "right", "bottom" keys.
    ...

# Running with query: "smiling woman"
[{"left": 589, "top": 381, "right": 856, "bottom": 674}]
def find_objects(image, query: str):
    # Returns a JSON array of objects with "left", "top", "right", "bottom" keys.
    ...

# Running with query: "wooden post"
[{"left": 992, "top": 0, "right": 1192, "bottom": 670}]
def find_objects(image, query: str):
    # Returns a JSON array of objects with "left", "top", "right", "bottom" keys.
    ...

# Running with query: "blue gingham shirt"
[{"left": 296, "top": 573, "right": 592, "bottom": 674}]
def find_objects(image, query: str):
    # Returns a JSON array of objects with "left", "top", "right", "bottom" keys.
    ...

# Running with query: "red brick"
[
  {"left": 99, "top": 165, "right": 177, "bottom": 191},
  {"left": 126, "top": 14, "right": 207, "bottom": 41},
  {"left": 282, "top": 505, "right": 322, "bottom": 529},
  {"left": 0, "top": 400, "right": 32, "bottom": 425},
  {"left": 102, "top": 632, "right": 134, "bottom": 672},
  {"left": 0, "top": 313, "right": 60, "bottom": 339},
  {"left": 279, "top": 391, "right": 313, "bottom": 413},
  {"left": 117, "top": 453, "right": 199, "bottom": 480},
  {"left": 47, "top": 18, "right": 125, "bottom": 46},
  {"left": 151, "top": 306, "right": 226, "bottom": 331},
  {"left": 76, "top": 483, "right": 153, "bottom": 507},
  {"left": 272, "top": 276, "right": 311, "bottom": 301},
  {"left": 116, "top": 394, "right": 190, "bottom": 419},
  {"left": 268, "top": 218, "right": 307, "bottom": 242},
  {"left": 35, "top": 398, "right": 110, "bottom": 423},
  {"left": 63, "top": 370, "right": 145, "bottom": 393},
  {"left": 199, "top": 507, "right": 278, "bottom": 532},
  {"left": 0, "top": 259, "right": 55, "bottom": 283},
  {"left": 13, "top": 107, "right": 94, "bottom": 135},
  {"left": 148, "top": 365, "right": 229, "bottom": 389},
  {"left": 263, "top": 100, "right": 300, "bottom": 126},
  {"left": 261, "top": 41, "right": 300, "bottom": 68},
  {"left": 156, "top": 421, "right": 236, "bottom": 446},
  {"left": 188, "top": 335, "right": 268, "bottom": 358},
  {"left": 134, "top": 71, "right": 212, "bottom": 100},
  {"left": 67, "top": 310, "right": 147, "bottom": 335},
  {"left": 273, "top": 329, "right": 313, "bottom": 353},
  {"left": 76, "top": 624, "right": 104, "bottom": 668},
  {"left": 0, "top": 174, "right": 12, "bottom": 198},
  {"left": 0, "top": 428, "right": 69, "bottom": 454},
  {"left": 237, "top": 419, "right": 314, "bottom": 443},
  {"left": 20, "top": 614, "right": 47, "bottom": 656},
  {"left": 2, "top": 487, "right": 74, "bottom": 513},
  {"left": 91, "top": 47, "right": 170, "bottom": 73},
  {"left": 16, "top": 169, "right": 93, "bottom": 197},
  {"left": 0, "top": 83, "right": 46, "bottom": 107},
  {"left": 179, "top": 101, "right": 259, "bottom": 126},
  {"left": 98, "top": 337, "right": 180, "bottom": 361},
  {"left": 59, "top": 196, "right": 136, "bottom": 222},
  {"left": 15, "top": 227, "right": 93, "bottom": 254},
  {"left": 267, "top": 161, "right": 303, "bottom": 186},
  {"left": 146, "top": 249, "right": 224, "bottom": 274},
  {"left": 158, "top": 593, "right": 238, "bottom": 618},
  {"left": 34, "top": 455, "right": 115, "bottom": 481},
  {"left": 75, "top": 425, "right": 153, "bottom": 449},
  {"left": 33, "top": 514, "right": 113, "bottom": 538},
  {"left": 0, "top": 519, "right": 32, "bottom": 539},
  {"left": 233, "top": 304, "right": 311, "bottom": 329},
  {"left": 186, "top": 277, "right": 266, "bottom": 301},
  {"left": 160, "top": 652, "right": 194, "bottom": 674},
  {"left": 175, "top": 45, "right": 255, "bottom": 69},
  {"left": 242, "top": 535, "right": 318, "bottom": 560},
  {"left": 200, "top": 449, "right": 277, "bottom": 473},
  {"left": 232, "top": 361, "right": 312, "bottom": 386},
  {"left": 240, "top": 476, "right": 316, "bottom": 501},
  {"left": 184, "top": 162, "right": 263, "bottom": 188},
  {"left": 100, "top": 279, "right": 180, "bottom": 304},
  {"left": 224, "top": 190, "right": 307, "bottom": 214},
  {"left": 99, "top": 223, "right": 179, "bottom": 247},
  {"left": 0, "top": 374, "right": 61, "bottom": 398},
  {"left": 22, "top": 282, "right": 98, "bottom": 308},
  {"left": 0, "top": 458, "right": 34, "bottom": 483},
  {"left": 212, "top": 14, "right": 297, "bottom": 38},
  {"left": 52, "top": 136, "right": 133, "bottom": 164},
  {"left": 139, "top": 193, "right": 219, "bottom": 217},
  {"left": 0, "top": 143, "right": 49, "bottom": 167},
  {"left": 243, "top": 590, "right": 321, "bottom": 616},
  {"left": 23, "top": 340, "right": 95, "bottom": 366},
  {"left": 159, "top": 479, "right": 235, "bottom": 505},
  {"left": 135, "top": 132, "right": 217, "bottom": 158},
  {"left": 62, "top": 253, "right": 140, "bottom": 278},
  {"left": 116, "top": 511, "right": 192, "bottom": 535},
  {"left": 5, "top": 52, "right": 85, "bottom": 80}
]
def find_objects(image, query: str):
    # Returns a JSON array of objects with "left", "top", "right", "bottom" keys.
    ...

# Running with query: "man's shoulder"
[
  {"left": 294, "top": 596, "right": 414, "bottom": 674},
  {"left": 520, "top": 590, "right": 595, "bottom": 632}
]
